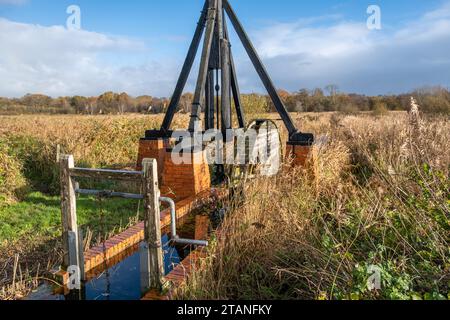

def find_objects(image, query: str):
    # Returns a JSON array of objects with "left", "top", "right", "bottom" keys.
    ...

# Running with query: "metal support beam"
[
  {"left": 161, "top": 1, "right": 208, "bottom": 133},
  {"left": 230, "top": 53, "right": 245, "bottom": 128},
  {"left": 223, "top": 12, "right": 245, "bottom": 128},
  {"left": 205, "top": 70, "right": 215, "bottom": 130},
  {"left": 220, "top": 38, "right": 232, "bottom": 132},
  {"left": 189, "top": 0, "right": 218, "bottom": 131},
  {"left": 223, "top": 0, "right": 297, "bottom": 136},
  {"left": 153, "top": 0, "right": 314, "bottom": 147}
]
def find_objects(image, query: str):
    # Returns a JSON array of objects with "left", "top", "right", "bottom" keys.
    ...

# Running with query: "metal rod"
[
  {"left": 160, "top": 197, "right": 209, "bottom": 247},
  {"left": 161, "top": 0, "right": 208, "bottom": 133},
  {"left": 223, "top": 0, "right": 298, "bottom": 136},
  {"left": 160, "top": 197, "right": 177, "bottom": 239},
  {"left": 75, "top": 189, "right": 144, "bottom": 200},
  {"left": 220, "top": 37, "right": 232, "bottom": 133},
  {"left": 215, "top": 69, "right": 220, "bottom": 130},
  {"left": 223, "top": 12, "right": 245, "bottom": 128},
  {"left": 174, "top": 238, "right": 209, "bottom": 247},
  {"left": 205, "top": 70, "right": 215, "bottom": 130}
]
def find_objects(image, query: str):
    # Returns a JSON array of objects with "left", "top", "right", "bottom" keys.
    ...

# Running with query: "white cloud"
[
  {"left": 1, "top": 2, "right": 450, "bottom": 98},
  {"left": 0, "top": 18, "right": 179, "bottom": 97},
  {"left": 235, "top": 2, "right": 450, "bottom": 95}
]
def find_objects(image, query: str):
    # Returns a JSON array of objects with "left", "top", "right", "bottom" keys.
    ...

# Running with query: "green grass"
[{"left": 0, "top": 192, "right": 142, "bottom": 248}]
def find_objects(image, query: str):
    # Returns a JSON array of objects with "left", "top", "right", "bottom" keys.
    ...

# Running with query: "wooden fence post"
[
  {"left": 60, "top": 155, "right": 83, "bottom": 280},
  {"left": 140, "top": 158, "right": 164, "bottom": 293}
]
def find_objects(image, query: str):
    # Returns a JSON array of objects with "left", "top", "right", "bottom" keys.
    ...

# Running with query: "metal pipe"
[
  {"left": 75, "top": 189, "right": 144, "bottom": 200},
  {"left": 159, "top": 197, "right": 177, "bottom": 238},
  {"left": 159, "top": 197, "right": 209, "bottom": 247},
  {"left": 174, "top": 238, "right": 209, "bottom": 247}
]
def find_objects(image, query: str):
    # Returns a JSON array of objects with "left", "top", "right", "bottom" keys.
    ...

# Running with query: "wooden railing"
[{"left": 59, "top": 155, "right": 164, "bottom": 291}]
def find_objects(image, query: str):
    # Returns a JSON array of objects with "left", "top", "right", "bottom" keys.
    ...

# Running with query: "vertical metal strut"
[
  {"left": 161, "top": 0, "right": 208, "bottom": 134},
  {"left": 223, "top": 0, "right": 297, "bottom": 136},
  {"left": 189, "top": 0, "right": 218, "bottom": 131}
]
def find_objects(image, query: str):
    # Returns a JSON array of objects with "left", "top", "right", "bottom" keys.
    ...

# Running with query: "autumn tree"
[
  {"left": 117, "top": 92, "right": 131, "bottom": 114},
  {"left": 179, "top": 93, "right": 194, "bottom": 113},
  {"left": 20, "top": 94, "right": 52, "bottom": 108},
  {"left": 97, "top": 91, "right": 118, "bottom": 114},
  {"left": 135, "top": 95, "right": 153, "bottom": 113},
  {"left": 86, "top": 97, "right": 98, "bottom": 115},
  {"left": 70, "top": 96, "right": 88, "bottom": 113}
]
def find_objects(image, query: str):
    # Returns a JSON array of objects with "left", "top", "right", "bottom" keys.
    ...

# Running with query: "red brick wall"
[
  {"left": 286, "top": 144, "right": 318, "bottom": 190},
  {"left": 162, "top": 150, "right": 211, "bottom": 201},
  {"left": 136, "top": 139, "right": 168, "bottom": 181},
  {"left": 286, "top": 144, "right": 315, "bottom": 167}
]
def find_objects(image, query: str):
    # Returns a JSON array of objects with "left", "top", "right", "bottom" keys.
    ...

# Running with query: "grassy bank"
[{"left": 0, "top": 115, "right": 172, "bottom": 299}]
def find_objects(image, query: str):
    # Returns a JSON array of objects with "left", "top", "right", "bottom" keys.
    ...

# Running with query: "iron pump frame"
[{"left": 144, "top": 0, "right": 314, "bottom": 147}]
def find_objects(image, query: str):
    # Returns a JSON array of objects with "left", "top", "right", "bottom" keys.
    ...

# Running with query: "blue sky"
[{"left": 0, "top": 0, "right": 449, "bottom": 97}]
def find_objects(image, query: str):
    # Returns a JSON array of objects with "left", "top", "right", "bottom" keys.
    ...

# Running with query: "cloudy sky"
[{"left": 0, "top": 0, "right": 449, "bottom": 97}]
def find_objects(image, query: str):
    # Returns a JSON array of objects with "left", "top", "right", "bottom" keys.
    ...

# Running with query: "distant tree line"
[
  {"left": 0, "top": 86, "right": 449, "bottom": 115},
  {"left": 274, "top": 86, "right": 450, "bottom": 115}
]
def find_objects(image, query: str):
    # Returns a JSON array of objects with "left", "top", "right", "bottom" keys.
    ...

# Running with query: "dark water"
[
  {"left": 27, "top": 235, "right": 183, "bottom": 301},
  {"left": 84, "top": 235, "right": 181, "bottom": 300}
]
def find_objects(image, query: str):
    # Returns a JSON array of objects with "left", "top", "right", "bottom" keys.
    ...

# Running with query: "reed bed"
[{"left": 180, "top": 112, "right": 449, "bottom": 300}]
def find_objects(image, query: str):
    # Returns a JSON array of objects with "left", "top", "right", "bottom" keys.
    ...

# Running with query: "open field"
[{"left": 0, "top": 112, "right": 449, "bottom": 300}]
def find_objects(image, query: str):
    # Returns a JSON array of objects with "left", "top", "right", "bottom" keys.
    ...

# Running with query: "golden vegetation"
[
  {"left": 0, "top": 111, "right": 448, "bottom": 300},
  {"left": 179, "top": 112, "right": 449, "bottom": 300}
]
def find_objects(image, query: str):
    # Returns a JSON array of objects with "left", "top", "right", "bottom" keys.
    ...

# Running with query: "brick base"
[
  {"left": 286, "top": 144, "right": 319, "bottom": 190},
  {"left": 162, "top": 149, "right": 211, "bottom": 201},
  {"left": 136, "top": 139, "right": 168, "bottom": 181},
  {"left": 286, "top": 144, "right": 316, "bottom": 167},
  {"left": 137, "top": 139, "right": 211, "bottom": 201}
]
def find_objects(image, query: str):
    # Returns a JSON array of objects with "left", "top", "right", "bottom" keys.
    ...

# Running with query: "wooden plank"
[
  {"left": 60, "top": 155, "right": 79, "bottom": 269},
  {"left": 70, "top": 167, "right": 143, "bottom": 182},
  {"left": 140, "top": 158, "right": 164, "bottom": 293}
]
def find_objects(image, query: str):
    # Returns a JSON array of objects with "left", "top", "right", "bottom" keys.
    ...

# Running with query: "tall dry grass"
[
  {"left": 180, "top": 112, "right": 449, "bottom": 300},
  {"left": 0, "top": 111, "right": 448, "bottom": 300},
  {"left": 0, "top": 114, "right": 190, "bottom": 198}
]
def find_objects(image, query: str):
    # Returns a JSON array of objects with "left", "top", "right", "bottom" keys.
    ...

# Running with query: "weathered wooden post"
[
  {"left": 140, "top": 158, "right": 165, "bottom": 293},
  {"left": 60, "top": 155, "right": 84, "bottom": 282}
]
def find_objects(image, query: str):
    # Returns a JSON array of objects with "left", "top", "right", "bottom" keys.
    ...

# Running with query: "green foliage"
[{"left": 0, "top": 192, "right": 141, "bottom": 248}]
